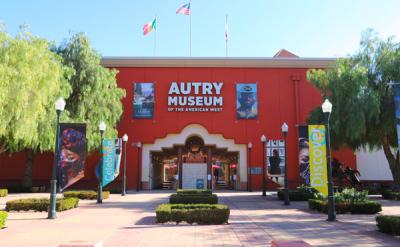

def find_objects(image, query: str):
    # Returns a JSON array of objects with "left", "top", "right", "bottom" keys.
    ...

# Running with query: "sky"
[{"left": 1, "top": 0, "right": 399, "bottom": 58}]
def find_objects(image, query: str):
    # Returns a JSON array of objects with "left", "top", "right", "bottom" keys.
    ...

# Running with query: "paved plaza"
[{"left": 0, "top": 191, "right": 399, "bottom": 247}]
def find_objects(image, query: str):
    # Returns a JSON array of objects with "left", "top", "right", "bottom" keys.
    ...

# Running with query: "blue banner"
[
  {"left": 394, "top": 85, "right": 400, "bottom": 147},
  {"left": 102, "top": 139, "right": 116, "bottom": 186}
]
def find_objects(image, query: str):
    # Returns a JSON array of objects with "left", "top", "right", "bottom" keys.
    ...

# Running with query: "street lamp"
[
  {"left": 48, "top": 97, "right": 66, "bottom": 219},
  {"left": 248, "top": 142, "right": 253, "bottom": 192},
  {"left": 281, "top": 122, "right": 290, "bottom": 206},
  {"left": 97, "top": 121, "right": 106, "bottom": 204},
  {"left": 136, "top": 142, "right": 142, "bottom": 192},
  {"left": 122, "top": 134, "right": 128, "bottom": 196},
  {"left": 322, "top": 99, "right": 336, "bottom": 221},
  {"left": 261, "top": 134, "right": 267, "bottom": 197}
]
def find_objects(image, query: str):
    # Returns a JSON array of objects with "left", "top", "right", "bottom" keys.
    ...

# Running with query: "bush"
[
  {"left": 0, "top": 211, "right": 7, "bottom": 229},
  {"left": 63, "top": 190, "right": 110, "bottom": 200},
  {"left": 169, "top": 194, "right": 218, "bottom": 204},
  {"left": 335, "top": 188, "right": 368, "bottom": 203},
  {"left": 277, "top": 185, "right": 318, "bottom": 201},
  {"left": 176, "top": 189, "right": 212, "bottom": 195},
  {"left": 381, "top": 190, "right": 400, "bottom": 200},
  {"left": 376, "top": 215, "right": 400, "bottom": 236},
  {"left": 156, "top": 203, "right": 230, "bottom": 224},
  {"left": 308, "top": 199, "right": 381, "bottom": 214},
  {"left": 0, "top": 189, "right": 8, "bottom": 197},
  {"left": 5, "top": 197, "right": 79, "bottom": 212}
]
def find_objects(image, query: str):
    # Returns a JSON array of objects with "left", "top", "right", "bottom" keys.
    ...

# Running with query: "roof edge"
[{"left": 101, "top": 57, "right": 336, "bottom": 68}]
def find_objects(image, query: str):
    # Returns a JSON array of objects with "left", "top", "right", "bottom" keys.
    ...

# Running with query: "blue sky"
[{"left": 1, "top": 0, "right": 399, "bottom": 57}]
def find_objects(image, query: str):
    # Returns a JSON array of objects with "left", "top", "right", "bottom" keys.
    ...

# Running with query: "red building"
[{"left": 0, "top": 52, "right": 356, "bottom": 191}]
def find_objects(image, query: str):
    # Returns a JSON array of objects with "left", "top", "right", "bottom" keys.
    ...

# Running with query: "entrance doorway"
[{"left": 150, "top": 136, "right": 239, "bottom": 190}]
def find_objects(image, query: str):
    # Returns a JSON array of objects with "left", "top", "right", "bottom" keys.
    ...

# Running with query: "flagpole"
[
  {"left": 189, "top": 1, "right": 192, "bottom": 57},
  {"left": 154, "top": 16, "right": 157, "bottom": 56},
  {"left": 225, "top": 14, "right": 228, "bottom": 57}
]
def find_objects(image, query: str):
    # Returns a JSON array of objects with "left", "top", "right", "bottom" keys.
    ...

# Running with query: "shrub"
[
  {"left": 381, "top": 190, "right": 400, "bottom": 200},
  {"left": 335, "top": 188, "right": 368, "bottom": 203},
  {"left": 277, "top": 185, "right": 318, "bottom": 201},
  {"left": 308, "top": 199, "right": 381, "bottom": 214},
  {"left": 0, "top": 211, "right": 8, "bottom": 229},
  {"left": 5, "top": 197, "right": 79, "bottom": 212},
  {"left": 176, "top": 189, "right": 212, "bottom": 195},
  {"left": 376, "top": 215, "right": 400, "bottom": 236},
  {"left": 63, "top": 190, "right": 110, "bottom": 200},
  {"left": 156, "top": 204, "right": 230, "bottom": 224},
  {"left": 169, "top": 194, "right": 218, "bottom": 204},
  {"left": 0, "top": 189, "right": 8, "bottom": 197}
]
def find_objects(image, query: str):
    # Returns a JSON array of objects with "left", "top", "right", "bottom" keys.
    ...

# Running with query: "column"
[{"left": 178, "top": 147, "right": 182, "bottom": 189}]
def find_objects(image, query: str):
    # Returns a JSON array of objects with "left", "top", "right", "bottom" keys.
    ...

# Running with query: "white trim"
[{"left": 141, "top": 124, "right": 247, "bottom": 188}]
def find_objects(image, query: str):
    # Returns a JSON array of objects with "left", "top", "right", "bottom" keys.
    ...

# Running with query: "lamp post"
[
  {"left": 136, "top": 142, "right": 142, "bottom": 192},
  {"left": 322, "top": 99, "right": 336, "bottom": 221},
  {"left": 97, "top": 121, "right": 106, "bottom": 204},
  {"left": 281, "top": 122, "right": 290, "bottom": 206},
  {"left": 122, "top": 134, "right": 128, "bottom": 196},
  {"left": 48, "top": 97, "right": 65, "bottom": 219},
  {"left": 261, "top": 134, "right": 267, "bottom": 197},
  {"left": 248, "top": 142, "right": 253, "bottom": 192}
]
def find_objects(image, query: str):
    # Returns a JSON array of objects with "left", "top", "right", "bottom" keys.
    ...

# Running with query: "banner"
[
  {"left": 298, "top": 125, "right": 310, "bottom": 185},
  {"left": 394, "top": 85, "right": 400, "bottom": 147},
  {"left": 99, "top": 138, "right": 122, "bottom": 186},
  {"left": 58, "top": 123, "right": 87, "bottom": 190},
  {"left": 308, "top": 125, "right": 328, "bottom": 196},
  {"left": 236, "top": 83, "right": 258, "bottom": 119},
  {"left": 133, "top": 82, "right": 154, "bottom": 118}
]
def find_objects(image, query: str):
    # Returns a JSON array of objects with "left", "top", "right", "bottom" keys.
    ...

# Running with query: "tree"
[
  {"left": 307, "top": 29, "right": 400, "bottom": 186},
  {"left": 54, "top": 33, "right": 126, "bottom": 152},
  {"left": 0, "top": 28, "right": 72, "bottom": 188}
]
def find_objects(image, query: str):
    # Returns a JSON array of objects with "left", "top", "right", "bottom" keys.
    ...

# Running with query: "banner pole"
[
  {"left": 189, "top": 5, "right": 192, "bottom": 57},
  {"left": 225, "top": 14, "right": 228, "bottom": 57},
  {"left": 154, "top": 16, "right": 157, "bottom": 56}
]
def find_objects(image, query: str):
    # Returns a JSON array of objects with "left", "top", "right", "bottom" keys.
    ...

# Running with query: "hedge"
[
  {"left": 0, "top": 211, "right": 7, "bottom": 229},
  {"left": 308, "top": 199, "right": 381, "bottom": 214},
  {"left": 0, "top": 189, "right": 8, "bottom": 197},
  {"left": 169, "top": 194, "right": 218, "bottom": 204},
  {"left": 381, "top": 190, "right": 400, "bottom": 200},
  {"left": 376, "top": 215, "right": 400, "bottom": 236},
  {"left": 277, "top": 190, "right": 315, "bottom": 201},
  {"left": 63, "top": 190, "right": 110, "bottom": 200},
  {"left": 5, "top": 197, "right": 79, "bottom": 212},
  {"left": 156, "top": 203, "right": 230, "bottom": 224},
  {"left": 176, "top": 189, "right": 212, "bottom": 195}
]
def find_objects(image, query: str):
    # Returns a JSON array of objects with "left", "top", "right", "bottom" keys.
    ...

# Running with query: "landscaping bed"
[
  {"left": 277, "top": 185, "right": 318, "bottom": 201},
  {"left": 381, "top": 190, "right": 400, "bottom": 200},
  {"left": 0, "top": 189, "right": 8, "bottom": 197},
  {"left": 5, "top": 197, "right": 79, "bottom": 212},
  {"left": 0, "top": 211, "right": 7, "bottom": 229},
  {"left": 170, "top": 189, "right": 217, "bottom": 204},
  {"left": 63, "top": 190, "right": 110, "bottom": 200},
  {"left": 156, "top": 203, "right": 230, "bottom": 224},
  {"left": 376, "top": 215, "right": 400, "bottom": 236}
]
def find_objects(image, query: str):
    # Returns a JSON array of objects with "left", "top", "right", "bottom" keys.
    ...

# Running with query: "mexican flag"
[{"left": 143, "top": 18, "right": 156, "bottom": 35}]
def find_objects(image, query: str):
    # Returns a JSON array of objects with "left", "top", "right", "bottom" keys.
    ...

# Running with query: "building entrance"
[{"left": 150, "top": 135, "right": 239, "bottom": 190}]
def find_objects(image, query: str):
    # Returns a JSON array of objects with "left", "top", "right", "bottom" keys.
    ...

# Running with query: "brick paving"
[{"left": 0, "top": 191, "right": 399, "bottom": 246}]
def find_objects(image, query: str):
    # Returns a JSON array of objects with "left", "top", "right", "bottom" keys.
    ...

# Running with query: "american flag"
[{"left": 176, "top": 3, "right": 191, "bottom": 15}]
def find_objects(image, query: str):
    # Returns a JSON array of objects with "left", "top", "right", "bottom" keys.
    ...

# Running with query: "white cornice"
[{"left": 101, "top": 57, "right": 336, "bottom": 68}]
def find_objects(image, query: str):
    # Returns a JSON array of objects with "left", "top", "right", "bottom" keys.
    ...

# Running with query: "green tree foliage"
[
  {"left": 54, "top": 33, "right": 125, "bottom": 151},
  {"left": 307, "top": 29, "right": 400, "bottom": 186},
  {"left": 0, "top": 28, "right": 72, "bottom": 155}
]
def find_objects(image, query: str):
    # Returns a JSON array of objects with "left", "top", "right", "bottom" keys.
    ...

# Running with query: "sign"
[
  {"left": 167, "top": 82, "right": 223, "bottom": 112},
  {"left": 102, "top": 139, "right": 116, "bottom": 186},
  {"left": 308, "top": 125, "right": 328, "bottom": 196},
  {"left": 298, "top": 126, "right": 310, "bottom": 185},
  {"left": 58, "top": 123, "right": 87, "bottom": 190},
  {"left": 133, "top": 82, "right": 154, "bottom": 118},
  {"left": 196, "top": 179, "right": 204, "bottom": 189},
  {"left": 236, "top": 83, "right": 258, "bottom": 119}
]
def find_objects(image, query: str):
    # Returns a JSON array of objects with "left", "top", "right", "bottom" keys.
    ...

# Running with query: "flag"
[
  {"left": 143, "top": 18, "right": 156, "bottom": 35},
  {"left": 176, "top": 2, "right": 191, "bottom": 15}
]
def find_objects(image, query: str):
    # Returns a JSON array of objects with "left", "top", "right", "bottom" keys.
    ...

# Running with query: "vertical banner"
[
  {"left": 102, "top": 139, "right": 116, "bottom": 186},
  {"left": 114, "top": 138, "right": 122, "bottom": 178},
  {"left": 236, "top": 83, "right": 258, "bottom": 119},
  {"left": 308, "top": 125, "right": 328, "bottom": 196},
  {"left": 133, "top": 82, "right": 154, "bottom": 118},
  {"left": 394, "top": 85, "right": 400, "bottom": 147},
  {"left": 58, "top": 123, "right": 87, "bottom": 190},
  {"left": 298, "top": 126, "right": 310, "bottom": 185}
]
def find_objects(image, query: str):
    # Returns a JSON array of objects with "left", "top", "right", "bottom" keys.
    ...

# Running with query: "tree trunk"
[
  {"left": 382, "top": 136, "right": 400, "bottom": 188},
  {"left": 22, "top": 149, "right": 35, "bottom": 190}
]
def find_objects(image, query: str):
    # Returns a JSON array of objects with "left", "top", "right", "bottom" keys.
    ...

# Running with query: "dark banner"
[
  {"left": 236, "top": 83, "right": 258, "bottom": 119},
  {"left": 298, "top": 125, "right": 310, "bottom": 185},
  {"left": 58, "top": 123, "right": 87, "bottom": 190},
  {"left": 394, "top": 85, "right": 400, "bottom": 147},
  {"left": 133, "top": 82, "right": 154, "bottom": 118}
]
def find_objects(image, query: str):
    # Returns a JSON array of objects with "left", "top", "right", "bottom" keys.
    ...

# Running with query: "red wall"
[{"left": 0, "top": 66, "right": 356, "bottom": 190}]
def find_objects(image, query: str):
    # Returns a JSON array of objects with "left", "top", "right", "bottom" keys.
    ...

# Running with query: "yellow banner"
[{"left": 308, "top": 125, "right": 328, "bottom": 196}]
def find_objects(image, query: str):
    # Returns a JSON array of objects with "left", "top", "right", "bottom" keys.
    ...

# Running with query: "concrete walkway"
[{"left": 0, "top": 191, "right": 399, "bottom": 247}]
